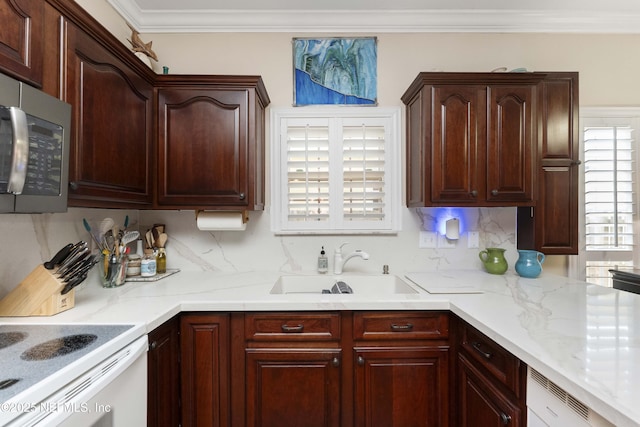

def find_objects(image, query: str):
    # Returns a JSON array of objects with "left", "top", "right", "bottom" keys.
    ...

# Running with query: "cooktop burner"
[
  {"left": 0, "top": 324, "right": 133, "bottom": 405},
  {"left": 21, "top": 334, "right": 98, "bottom": 361},
  {"left": 0, "top": 332, "right": 27, "bottom": 350}
]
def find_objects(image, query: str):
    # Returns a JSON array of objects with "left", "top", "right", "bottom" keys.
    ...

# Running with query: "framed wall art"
[{"left": 293, "top": 37, "right": 377, "bottom": 106}]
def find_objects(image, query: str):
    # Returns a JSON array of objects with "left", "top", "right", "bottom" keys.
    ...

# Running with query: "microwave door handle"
[{"left": 7, "top": 106, "right": 28, "bottom": 195}]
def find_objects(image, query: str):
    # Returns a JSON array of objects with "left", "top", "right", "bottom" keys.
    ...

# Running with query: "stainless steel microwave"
[{"left": 0, "top": 72, "right": 71, "bottom": 213}]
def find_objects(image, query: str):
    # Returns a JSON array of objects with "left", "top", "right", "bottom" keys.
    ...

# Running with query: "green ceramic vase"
[{"left": 478, "top": 248, "right": 508, "bottom": 275}]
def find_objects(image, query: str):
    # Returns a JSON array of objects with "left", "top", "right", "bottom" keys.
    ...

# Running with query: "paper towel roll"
[
  {"left": 196, "top": 211, "right": 247, "bottom": 231},
  {"left": 445, "top": 218, "right": 459, "bottom": 240}
]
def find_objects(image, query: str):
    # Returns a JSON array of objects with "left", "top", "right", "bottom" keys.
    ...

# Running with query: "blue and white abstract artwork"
[{"left": 293, "top": 37, "right": 377, "bottom": 106}]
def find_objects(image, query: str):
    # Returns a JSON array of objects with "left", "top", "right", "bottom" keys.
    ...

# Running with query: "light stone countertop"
[{"left": 1, "top": 269, "right": 639, "bottom": 427}]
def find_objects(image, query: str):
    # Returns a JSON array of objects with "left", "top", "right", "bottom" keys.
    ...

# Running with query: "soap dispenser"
[{"left": 318, "top": 247, "right": 328, "bottom": 274}]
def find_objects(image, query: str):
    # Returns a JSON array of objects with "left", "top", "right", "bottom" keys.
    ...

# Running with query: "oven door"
[{"left": 7, "top": 336, "right": 147, "bottom": 427}]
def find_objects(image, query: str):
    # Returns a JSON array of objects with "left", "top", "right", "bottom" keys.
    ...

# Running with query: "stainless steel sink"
[{"left": 270, "top": 275, "right": 419, "bottom": 294}]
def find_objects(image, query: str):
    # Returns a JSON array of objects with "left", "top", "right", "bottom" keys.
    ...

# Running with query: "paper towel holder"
[{"left": 195, "top": 210, "right": 249, "bottom": 231}]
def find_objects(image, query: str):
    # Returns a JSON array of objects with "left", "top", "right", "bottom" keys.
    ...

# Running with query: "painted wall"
[{"left": 2, "top": 1, "right": 638, "bottom": 297}]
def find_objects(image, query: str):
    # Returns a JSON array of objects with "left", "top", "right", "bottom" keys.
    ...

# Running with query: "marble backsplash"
[{"left": 0, "top": 206, "right": 518, "bottom": 299}]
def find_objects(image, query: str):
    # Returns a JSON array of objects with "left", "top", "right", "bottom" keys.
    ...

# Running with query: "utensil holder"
[{"left": 0, "top": 265, "right": 75, "bottom": 316}]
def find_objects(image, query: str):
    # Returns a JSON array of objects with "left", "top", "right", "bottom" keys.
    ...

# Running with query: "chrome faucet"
[{"left": 334, "top": 243, "right": 370, "bottom": 274}]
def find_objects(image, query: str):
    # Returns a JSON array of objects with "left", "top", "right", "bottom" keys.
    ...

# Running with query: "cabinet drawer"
[
  {"left": 245, "top": 312, "right": 340, "bottom": 341},
  {"left": 460, "top": 323, "right": 523, "bottom": 395},
  {"left": 353, "top": 312, "right": 449, "bottom": 340}
]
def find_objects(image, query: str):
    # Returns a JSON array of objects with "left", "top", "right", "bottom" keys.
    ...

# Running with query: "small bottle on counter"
[
  {"left": 156, "top": 248, "right": 167, "bottom": 274},
  {"left": 318, "top": 246, "right": 328, "bottom": 274},
  {"left": 141, "top": 249, "right": 157, "bottom": 277}
]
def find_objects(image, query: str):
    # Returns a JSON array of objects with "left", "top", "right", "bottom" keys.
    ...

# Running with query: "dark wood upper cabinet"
[
  {"left": 155, "top": 75, "right": 269, "bottom": 210},
  {"left": 0, "top": 0, "right": 43, "bottom": 87},
  {"left": 403, "top": 72, "right": 579, "bottom": 255},
  {"left": 518, "top": 72, "right": 580, "bottom": 254},
  {"left": 402, "top": 72, "right": 543, "bottom": 207},
  {"left": 63, "top": 20, "right": 154, "bottom": 208}
]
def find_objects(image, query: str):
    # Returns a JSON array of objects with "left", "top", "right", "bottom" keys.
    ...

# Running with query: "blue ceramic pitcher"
[{"left": 515, "top": 250, "right": 545, "bottom": 278}]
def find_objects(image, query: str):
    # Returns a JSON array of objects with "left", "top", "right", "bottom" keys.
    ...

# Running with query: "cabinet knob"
[
  {"left": 332, "top": 357, "right": 340, "bottom": 367},
  {"left": 357, "top": 356, "right": 365, "bottom": 366},
  {"left": 491, "top": 189, "right": 498, "bottom": 196},
  {"left": 69, "top": 181, "right": 79, "bottom": 191},
  {"left": 149, "top": 341, "right": 157, "bottom": 350},
  {"left": 500, "top": 413, "right": 511, "bottom": 425},
  {"left": 470, "top": 190, "right": 478, "bottom": 197},
  {"left": 570, "top": 160, "right": 582, "bottom": 166},
  {"left": 239, "top": 192, "right": 246, "bottom": 200}
]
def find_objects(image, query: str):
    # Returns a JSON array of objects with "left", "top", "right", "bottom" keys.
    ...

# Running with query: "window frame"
[
  {"left": 270, "top": 106, "right": 402, "bottom": 235},
  {"left": 571, "top": 107, "right": 640, "bottom": 284}
]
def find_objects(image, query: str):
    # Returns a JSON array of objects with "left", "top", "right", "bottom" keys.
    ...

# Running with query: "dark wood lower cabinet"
[
  {"left": 181, "top": 313, "right": 230, "bottom": 427},
  {"left": 354, "top": 346, "right": 449, "bottom": 427},
  {"left": 147, "top": 315, "right": 181, "bottom": 427},
  {"left": 152, "top": 311, "right": 527, "bottom": 427},
  {"left": 458, "top": 353, "right": 522, "bottom": 427},
  {"left": 245, "top": 349, "right": 342, "bottom": 427}
]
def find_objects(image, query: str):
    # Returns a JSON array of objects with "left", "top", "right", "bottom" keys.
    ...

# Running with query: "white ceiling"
[{"left": 107, "top": 0, "right": 640, "bottom": 33}]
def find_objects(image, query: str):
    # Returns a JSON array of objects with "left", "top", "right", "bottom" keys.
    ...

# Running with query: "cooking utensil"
[
  {"left": 82, "top": 219, "right": 103, "bottom": 250},
  {"left": 44, "top": 243, "right": 73, "bottom": 270}
]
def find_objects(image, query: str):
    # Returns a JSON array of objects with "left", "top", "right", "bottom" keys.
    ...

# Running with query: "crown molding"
[{"left": 107, "top": 2, "right": 640, "bottom": 34}]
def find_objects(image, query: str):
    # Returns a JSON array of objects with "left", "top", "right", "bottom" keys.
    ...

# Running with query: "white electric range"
[{"left": 0, "top": 323, "right": 147, "bottom": 426}]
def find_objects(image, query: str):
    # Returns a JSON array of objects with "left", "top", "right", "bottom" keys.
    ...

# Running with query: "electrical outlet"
[
  {"left": 468, "top": 231, "right": 480, "bottom": 249},
  {"left": 419, "top": 231, "right": 437, "bottom": 248},
  {"left": 438, "top": 232, "right": 457, "bottom": 249}
]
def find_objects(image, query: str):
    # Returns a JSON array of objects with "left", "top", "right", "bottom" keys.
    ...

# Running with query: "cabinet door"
[
  {"left": 64, "top": 21, "right": 153, "bottom": 208},
  {"left": 431, "top": 85, "right": 484, "bottom": 203},
  {"left": 458, "top": 353, "right": 522, "bottom": 427},
  {"left": 148, "top": 316, "right": 181, "bottom": 427},
  {"left": 518, "top": 73, "right": 579, "bottom": 254},
  {"left": 157, "top": 88, "right": 250, "bottom": 208},
  {"left": 354, "top": 347, "right": 449, "bottom": 427},
  {"left": 0, "top": 0, "right": 43, "bottom": 86},
  {"left": 245, "top": 348, "right": 341, "bottom": 427},
  {"left": 181, "top": 314, "right": 230, "bottom": 427},
  {"left": 486, "top": 85, "right": 535, "bottom": 203}
]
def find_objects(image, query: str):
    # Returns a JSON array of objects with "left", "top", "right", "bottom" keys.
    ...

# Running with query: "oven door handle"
[{"left": 7, "top": 106, "right": 28, "bottom": 195}]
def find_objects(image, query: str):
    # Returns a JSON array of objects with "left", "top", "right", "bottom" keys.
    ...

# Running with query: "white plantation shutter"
[
  {"left": 286, "top": 121, "right": 330, "bottom": 222},
  {"left": 581, "top": 114, "right": 640, "bottom": 286},
  {"left": 342, "top": 121, "right": 386, "bottom": 222},
  {"left": 272, "top": 108, "right": 401, "bottom": 234}
]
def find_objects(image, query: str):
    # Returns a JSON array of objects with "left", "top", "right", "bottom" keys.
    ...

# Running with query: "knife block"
[{"left": 0, "top": 265, "right": 75, "bottom": 316}]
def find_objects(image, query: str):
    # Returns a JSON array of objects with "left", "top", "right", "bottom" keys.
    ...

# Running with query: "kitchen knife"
[
  {"left": 56, "top": 244, "right": 89, "bottom": 277},
  {"left": 44, "top": 243, "right": 73, "bottom": 269},
  {"left": 59, "top": 253, "right": 94, "bottom": 282},
  {"left": 61, "top": 272, "right": 87, "bottom": 295}
]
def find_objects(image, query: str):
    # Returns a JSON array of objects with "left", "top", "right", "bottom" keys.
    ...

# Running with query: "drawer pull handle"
[
  {"left": 471, "top": 341, "right": 493, "bottom": 359},
  {"left": 281, "top": 324, "right": 304, "bottom": 333},
  {"left": 500, "top": 413, "right": 511, "bottom": 425},
  {"left": 390, "top": 323, "right": 414, "bottom": 332},
  {"left": 357, "top": 356, "right": 365, "bottom": 366},
  {"left": 332, "top": 357, "right": 340, "bottom": 367}
]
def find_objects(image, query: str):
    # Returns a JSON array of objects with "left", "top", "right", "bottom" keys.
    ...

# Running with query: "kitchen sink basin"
[{"left": 270, "top": 275, "right": 419, "bottom": 294}]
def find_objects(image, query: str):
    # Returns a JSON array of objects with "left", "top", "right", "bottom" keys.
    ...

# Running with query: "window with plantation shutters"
[
  {"left": 271, "top": 108, "right": 401, "bottom": 234},
  {"left": 579, "top": 112, "right": 640, "bottom": 286}
]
